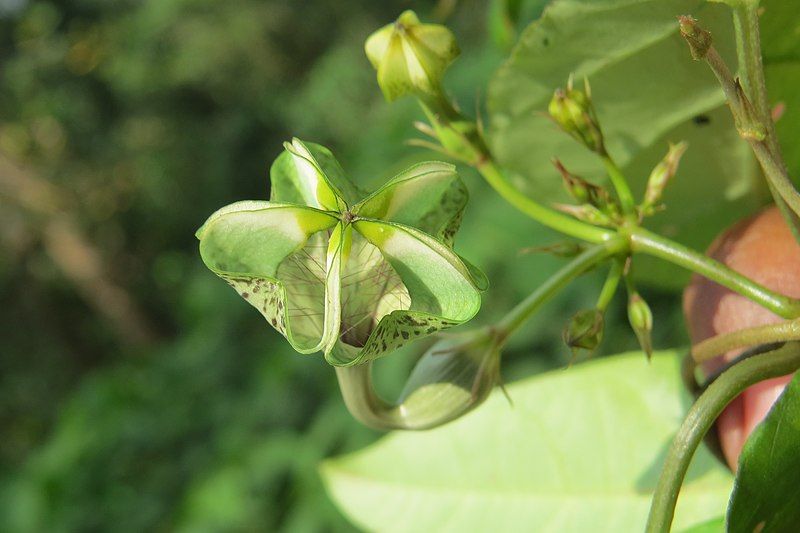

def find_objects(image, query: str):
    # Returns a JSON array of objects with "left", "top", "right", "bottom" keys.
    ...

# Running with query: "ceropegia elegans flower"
[
  {"left": 197, "top": 138, "right": 486, "bottom": 368},
  {"left": 365, "top": 10, "right": 459, "bottom": 102}
]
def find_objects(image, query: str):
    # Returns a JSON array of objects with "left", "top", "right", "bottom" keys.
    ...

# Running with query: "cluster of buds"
[
  {"left": 639, "top": 142, "right": 688, "bottom": 217},
  {"left": 548, "top": 77, "right": 606, "bottom": 155},
  {"left": 552, "top": 159, "right": 621, "bottom": 227}
]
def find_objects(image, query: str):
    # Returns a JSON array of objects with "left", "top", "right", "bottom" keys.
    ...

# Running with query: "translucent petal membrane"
[
  {"left": 335, "top": 231, "right": 412, "bottom": 354},
  {"left": 197, "top": 201, "right": 341, "bottom": 354}
]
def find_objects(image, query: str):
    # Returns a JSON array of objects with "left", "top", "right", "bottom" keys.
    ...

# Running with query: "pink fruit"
[{"left": 683, "top": 206, "right": 800, "bottom": 470}]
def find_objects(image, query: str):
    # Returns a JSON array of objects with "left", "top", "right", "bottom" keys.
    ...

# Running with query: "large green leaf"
[
  {"left": 488, "top": 0, "right": 766, "bottom": 288},
  {"left": 727, "top": 372, "right": 800, "bottom": 532},
  {"left": 321, "top": 351, "right": 733, "bottom": 532}
]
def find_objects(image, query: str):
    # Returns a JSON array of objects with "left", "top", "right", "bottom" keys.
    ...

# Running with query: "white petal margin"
[{"left": 283, "top": 138, "right": 348, "bottom": 212}]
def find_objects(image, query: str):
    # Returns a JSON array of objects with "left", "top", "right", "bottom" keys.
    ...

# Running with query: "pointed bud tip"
[{"left": 678, "top": 15, "right": 712, "bottom": 60}]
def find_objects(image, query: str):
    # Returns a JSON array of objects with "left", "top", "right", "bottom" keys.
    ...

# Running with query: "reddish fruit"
[{"left": 683, "top": 206, "right": 800, "bottom": 470}]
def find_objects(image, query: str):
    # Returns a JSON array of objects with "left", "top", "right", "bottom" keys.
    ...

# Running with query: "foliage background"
[{"left": 0, "top": 0, "right": 689, "bottom": 531}]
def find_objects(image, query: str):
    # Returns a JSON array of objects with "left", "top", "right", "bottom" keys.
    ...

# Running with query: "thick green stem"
[
  {"left": 596, "top": 258, "right": 624, "bottom": 311},
  {"left": 731, "top": 2, "right": 775, "bottom": 146},
  {"left": 495, "top": 238, "right": 627, "bottom": 337},
  {"left": 629, "top": 227, "right": 800, "bottom": 319},
  {"left": 692, "top": 319, "right": 800, "bottom": 364},
  {"left": 645, "top": 342, "right": 800, "bottom": 533},
  {"left": 476, "top": 160, "right": 614, "bottom": 243}
]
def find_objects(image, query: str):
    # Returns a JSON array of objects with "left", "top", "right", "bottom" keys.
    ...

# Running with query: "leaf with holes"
[{"left": 197, "top": 138, "right": 485, "bottom": 366}]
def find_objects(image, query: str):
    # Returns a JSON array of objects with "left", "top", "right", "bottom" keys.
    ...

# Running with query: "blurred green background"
[{"left": 0, "top": 1, "right": 688, "bottom": 531}]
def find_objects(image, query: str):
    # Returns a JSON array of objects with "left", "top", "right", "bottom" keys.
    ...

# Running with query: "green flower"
[
  {"left": 197, "top": 138, "right": 486, "bottom": 366},
  {"left": 365, "top": 10, "right": 460, "bottom": 102}
]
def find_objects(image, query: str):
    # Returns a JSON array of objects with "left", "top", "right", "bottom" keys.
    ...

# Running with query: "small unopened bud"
[
  {"left": 563, "top": 308, "right": 604, "bottom": 355},
  {"left": 554, "top": 203, "right": 615, "bottom": 227},
  {"left": 553, "top": 159, "right": 618, "bottom": 215},
  {"left": 548, "top": 77, "right": 605, "bottom": 154},
  {"left": 365, "top": 10, "right": 460, "bottom": 102},
  {"left": 628, "top": 292, "right": 654, "bottom": 360},
  {"left": 678, "top": 15, "right": 712, "bottom": 60},
  {"left": 641, "top": 142, "right": 688, "bottom": 214}
]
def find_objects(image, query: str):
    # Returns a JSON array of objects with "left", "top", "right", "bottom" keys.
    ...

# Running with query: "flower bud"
[
  {"left": 678, "top": 15, "right": 712, "bottom": 61},
  {"left": 365, "top": 10, "right": 460, "bottom": 102},
  {"left": 563, "top": 308, "right": 604, "bottom": 355},
  {"left": 627, "top": 292, "right": 654, "bottom": 359},
  {"left": 641, "top": 142, "right": 687, "bottom": 215},
  {"left": 552, "top": 158, "right": 618, "bottom": 216},
  {"left": 548, "top": 77, "right": 605, "bottom": 154}
]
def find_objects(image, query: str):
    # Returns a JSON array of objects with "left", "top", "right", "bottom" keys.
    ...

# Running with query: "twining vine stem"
[
  {"left": 645, "top": 343, "right": 800, "bottom": 533},
  {"left": 494, "top": 239, "right": 627, "bottom": 338}
]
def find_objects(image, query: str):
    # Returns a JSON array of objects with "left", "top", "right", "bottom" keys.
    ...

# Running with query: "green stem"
[
  {"left": 596, "top": 258, "right": 624, "bottom": 311},
  {"left": 495, "top": 238, "right": 627, "bottom": 337},
  {"left": 629, "top": 227, "right": 800, "bottom": 319},
  {"left": 645, "top": 342, "right": 800, "bottom": 533},
  {"left": 731, "top": 1, "right": 776, "bottom": 145},
  {"left": 692, "top": 319, "right": 800, "bottom": 364},
  {"left": 601, "top": 155, "right": 636, "bottom": 216},
  {"left": 476, "top": 159, "right": 614, "bottom": 243}
]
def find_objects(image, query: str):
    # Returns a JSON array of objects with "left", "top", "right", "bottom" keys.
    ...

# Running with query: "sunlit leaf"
[{"left": 322, "top": 351, "right": 733, "bottom": 532}]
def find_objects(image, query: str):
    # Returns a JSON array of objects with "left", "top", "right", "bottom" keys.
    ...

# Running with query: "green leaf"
[
  {"left": 727, "top": 373, "right": 800, "bottom": 532},
  {"left": 197, "top": 201, "right": 341, "bottom": 353},
  {"left": 679, "top": 516, "right": 725, "bottom": 533},
  {"left": 488, "top": 0, "right": 764, "bottom": 288},
  {"left": 354, "top": 161, "right": 467, "bottom": 244},
  {"left": 321, "top": 351, "right": 733, "bottom": 532}
]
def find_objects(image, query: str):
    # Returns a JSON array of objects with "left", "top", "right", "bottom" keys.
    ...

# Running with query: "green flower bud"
[
  {"left": 548, "top": 77, "right": 606, "bottom": 154},
  {"left": 563, "top": 308, "right": 604, "bottom": 356},
  {"left": 365, "top": 10, "right": 460, "bottom": 102},
  {"left": 627, "top": 292, "right": 654, "bottom": 360},
  {"left": 552, "top": 158, "right": 619, "bottom": 216},
  {"left": 678, "top": 15, "right": 712, "bottom": 61},
  {"left": 641, "top": 142, "right": 688, "bottom": 215}
]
